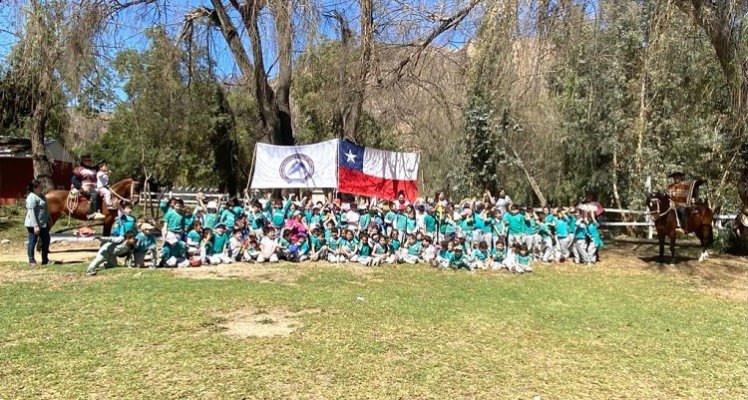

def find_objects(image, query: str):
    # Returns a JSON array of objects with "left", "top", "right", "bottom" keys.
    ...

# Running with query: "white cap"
[
  {"left": 207, "top": 201, "right": 218, "bottom": 209},
  {"left": 165, "top": 232, "right": 178, "bottom": 245}
]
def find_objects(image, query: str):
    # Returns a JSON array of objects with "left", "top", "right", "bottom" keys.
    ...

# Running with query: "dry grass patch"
[
  {"left": 207, "top": 307, "right": 320, "bottom": 339},
  {"left": 595, "top": 247, "right": 748, "bottom": 301},
  {"left": 0, "top": 265, "right": 83, "bottom": 285},
  {"left": 172, "top": 263, "right": 305, "bottom": 283}
]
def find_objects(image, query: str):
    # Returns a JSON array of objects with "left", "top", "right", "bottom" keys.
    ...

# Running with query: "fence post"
[{"left": 645, "top": 176, "right": 653, "bottom": 239}]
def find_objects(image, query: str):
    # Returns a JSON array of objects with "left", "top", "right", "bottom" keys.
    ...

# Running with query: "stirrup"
[{"left": 88, "top": 212, "right": 106, "bottom": 220}]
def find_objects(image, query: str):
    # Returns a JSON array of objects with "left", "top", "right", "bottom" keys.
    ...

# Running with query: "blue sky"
[{"left": 2, "top": 0, "right": 599, "bottom": 104}]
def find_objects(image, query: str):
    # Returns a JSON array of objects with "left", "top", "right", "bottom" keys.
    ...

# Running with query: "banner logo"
[{"left": 279, "top": 154, "right": 315, "bottom": 183}]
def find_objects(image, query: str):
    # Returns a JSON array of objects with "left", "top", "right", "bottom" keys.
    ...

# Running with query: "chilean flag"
[{"left": 338, "top": 140, "right": 420, "bottom": 201}]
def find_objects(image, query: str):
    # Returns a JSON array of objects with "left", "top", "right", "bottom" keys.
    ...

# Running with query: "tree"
[
  {"left": 91, "top": 28, "right": 239, "bottom": 192},
  {"left": 673, "top": 0, "right": 748, "bottom": 206},
  {"left": 9, "top": 1, "right": 104, "bottom": 188}
]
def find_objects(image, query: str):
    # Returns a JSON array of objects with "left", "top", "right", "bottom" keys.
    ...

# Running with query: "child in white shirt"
[{"left": 96, "top": 162, "right": 113, "bottom": 209}]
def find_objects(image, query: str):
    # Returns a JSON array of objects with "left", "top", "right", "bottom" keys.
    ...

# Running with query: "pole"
[
  {"left": 645, "top": 175, "right": 653, "bottom": 239},
  {"left": 244, "top": 144, "right": 257, "bottom": 204}
]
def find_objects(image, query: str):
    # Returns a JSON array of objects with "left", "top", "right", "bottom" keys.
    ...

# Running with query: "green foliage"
[
  {"left": 546, "top": 2, "right": 735, "bottom": 209},
  {"left": 462, "top": 93, "right": 506, "bottom": 195},
  {"left": 88, "top": 28, "right": 243, "bottom": 190},
  {"left": 292, "top": 41, "right": 397, "bottom": 150}
]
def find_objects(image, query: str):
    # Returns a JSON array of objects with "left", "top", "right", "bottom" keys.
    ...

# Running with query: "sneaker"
[
  {"left": 86, "top": 270, "right": 97, "bottom": 276},
  {"left": 88, "top": 212, "right": 106, "bottom": 220},
  {"left": 28, "top": 260, "right": 37, "bottom": 266}
]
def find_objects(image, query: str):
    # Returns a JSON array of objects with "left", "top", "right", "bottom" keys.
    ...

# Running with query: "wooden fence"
[{"left": 140, "top": 189, "right": 738, "bottom": 240}]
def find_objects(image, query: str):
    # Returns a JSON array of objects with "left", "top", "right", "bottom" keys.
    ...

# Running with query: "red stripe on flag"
[{"left": 338, "top": 167, "right": 418, "bottom": 201}]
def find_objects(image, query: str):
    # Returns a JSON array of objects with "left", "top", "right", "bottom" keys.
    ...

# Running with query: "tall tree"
[{"left": 674, "top": 0, "right": 748, "bottom": 206}]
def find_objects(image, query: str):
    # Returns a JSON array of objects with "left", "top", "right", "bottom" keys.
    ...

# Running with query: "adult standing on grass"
[{"left": 24, "top": 179, "right": 51, "bottom": 266}]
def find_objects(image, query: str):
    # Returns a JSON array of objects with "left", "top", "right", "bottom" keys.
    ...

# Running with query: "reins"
[{"left": 649, "top": 197, "right": 675, "bottom": 221}]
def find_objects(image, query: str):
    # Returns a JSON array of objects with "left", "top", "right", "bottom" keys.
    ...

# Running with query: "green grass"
[{"left": 0, "top": 260, "right": 745, "bottom": 399}]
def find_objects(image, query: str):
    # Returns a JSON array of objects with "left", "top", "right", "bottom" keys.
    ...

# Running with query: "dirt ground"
[
  {"left": 204, "top": 308, "right": 321, "bottom": 339},
  {"left": 0, "top": 238, "right": 98, "bottom": 263}
]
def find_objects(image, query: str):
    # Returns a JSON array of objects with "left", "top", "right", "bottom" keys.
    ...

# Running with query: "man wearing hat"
[
  {"left": 71, "top": 154, "right": 104, "bottom": 220},
  {"left": 667, "top": 171, "right": 690, "bottom": 230}
]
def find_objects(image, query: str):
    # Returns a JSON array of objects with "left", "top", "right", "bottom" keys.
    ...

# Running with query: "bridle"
[
  {"left": 648, "top": 196, "right": 674, "bottom": 221},
  {"left": 109, "top": 180, "right": 139, "bottom": 205}
]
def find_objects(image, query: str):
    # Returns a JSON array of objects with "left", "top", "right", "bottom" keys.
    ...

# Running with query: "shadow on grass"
[{"left": 639, "top": 255, "right": 695, "bottom": 265}]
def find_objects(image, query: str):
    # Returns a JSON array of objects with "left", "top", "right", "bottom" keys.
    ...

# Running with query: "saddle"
[{"left": 740, "top": 213, "right": 748, "bottom": 228}]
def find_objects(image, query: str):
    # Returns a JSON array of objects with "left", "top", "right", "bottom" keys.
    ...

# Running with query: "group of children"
[{"left": 85, "top": 191, "right": 605, "bottom": 276}]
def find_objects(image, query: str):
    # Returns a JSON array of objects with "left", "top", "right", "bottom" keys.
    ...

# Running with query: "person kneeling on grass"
[
  {"left": 490, "top": 241, "right": 508, "bottom": 270},
  {"left": 419, "top": 236, "right": 437, "bottom": 264},
  {"left": 398, "top": 234, "right": 420, "bottom": 264},
  {"left": 133, "top": 223, "right": 158, "bottom": 269},
  {"left": 86, "top": 232, "right": 138, "bottom": 276},
  {"left": 434, "top": 240, "right": 454, "bottom": 269},
  {"left": 449, "top": 246, "right": 471, "bottom": 271},
  {"left": 161, "top": 232, "right": 189, "bottom": 268},
  {"left": 470, "top": 241, "right": 491, "bottom": 270},
  {"left": 207, "top": 224, "right": 233, "bottom": 264},
  {"left": 309, "top": 229, "right": 328, "bottom": 261},
  {"left": 515, "top": 245, "right": 533, "bottom": 273}
]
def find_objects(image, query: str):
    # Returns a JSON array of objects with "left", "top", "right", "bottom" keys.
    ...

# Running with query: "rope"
[{"left": 65, "top": 192, "right": 79, "bottom": 227}]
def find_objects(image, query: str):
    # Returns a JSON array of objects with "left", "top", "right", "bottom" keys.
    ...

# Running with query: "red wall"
[{"left": 0, "top": 158, "right": 73, "bottom": 205}]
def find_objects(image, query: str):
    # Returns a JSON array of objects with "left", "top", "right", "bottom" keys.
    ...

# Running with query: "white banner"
[{"left": 250, "top": 139, "right": 339, "bottom": 189}]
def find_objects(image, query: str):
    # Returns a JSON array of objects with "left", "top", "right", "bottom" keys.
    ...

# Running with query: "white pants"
[
  {"left": 470, "top": 259, "right": 488, "bottom": 270},
  {"left": 356, "top": 256, "right": 372, "bottom": 265},
  {"left": 540, "top": 236, "right": 554, "bottom": 262},
  {"left": 99, "top": 188, "right": 113, "bottom": 208},
  {"left": 399, "top": 254, "right": 419, "bottom": 264},
  {"left": 87, "top": 253, "right": 116, "bottom": 273},
  {"left": 491, "top": 260, "right": 507, "bottom": 270},
  {"left": 257, "top": 253, "right": 279, "bottom": 263},
  {"left": 585, "top": 241, "right": 598, "bottom": 263},
  {"left": 524, "top": 234, "right": 540, "bottom": 255},
  {"left": 374, "top": 254, "right": 396, "bottom": 264},
  {"left": 165, "top": 256, "right": 189, "bottom": 268},
  {"left": 436, "top": 256, "right": 451, "bottom": 269},
  {"left": 508, "top": 234, "right": 524, "bottom": 248},
  {"left": 554, "top": 236, "right": 572, "bottom": 261},
  {"left": 209, "top": 254, "right": 233, "bottom": 264},
  {"left": 573, "top": 239, "right": 587, "bottom": 263},
  {"left": 328, "top": 254, "right": 345, "bottom": 263}
]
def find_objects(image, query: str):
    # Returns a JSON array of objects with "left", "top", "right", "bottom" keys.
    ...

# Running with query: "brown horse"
[
  {"left": 46, "top": 178, "right": 140, "bottom": 236},
  {"left": 646, "top": 191, "right": 714, "bottom": 263}
]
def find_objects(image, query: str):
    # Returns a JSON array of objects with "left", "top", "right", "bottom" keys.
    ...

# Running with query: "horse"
[
  {"left": 46, "top": 178, "right": 140, "bottom": 236},
  {"left": 646, "top": 191, "right": 714, "bottom": 264}
]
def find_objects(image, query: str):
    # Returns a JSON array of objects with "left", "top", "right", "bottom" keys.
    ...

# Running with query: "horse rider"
[
  {"left": 71, "top": 155, "right": 105, "bottom": 220},
  {"left": 667, "top": 171, "right": 690, "bottom": 231}
]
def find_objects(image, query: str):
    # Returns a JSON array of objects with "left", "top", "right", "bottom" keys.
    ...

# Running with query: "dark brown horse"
[
  {"left": 46, "top": 178, "right": 140, "bottom": 236},
  {"left": 646, "top": 191, "right": 714, "bottom": 263}
]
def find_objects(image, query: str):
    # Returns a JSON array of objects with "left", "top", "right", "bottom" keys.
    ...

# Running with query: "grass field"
[{"left": 0, "top": 249, "right": 746, "bottom": 399}]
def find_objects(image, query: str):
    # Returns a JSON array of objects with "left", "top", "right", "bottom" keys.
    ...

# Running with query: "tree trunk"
[
  {"left": 208, "top": 0, "right": 294, "bottom": 145},
  {"left": 341, "top": 0, "right": 373, "bottom": 141},
  {"left": 212, "top": 86, "right": 239, "bottom": 196},
  {"left": 506, "top": 142, "right": 546, "bottom": 206},
  {"left": 29, "top": 75, "right": 54, "bottom": 190}
]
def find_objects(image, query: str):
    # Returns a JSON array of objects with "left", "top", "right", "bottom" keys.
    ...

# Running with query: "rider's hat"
[{"left": 668, "top": 171, "right": 685, "bottom": 178}]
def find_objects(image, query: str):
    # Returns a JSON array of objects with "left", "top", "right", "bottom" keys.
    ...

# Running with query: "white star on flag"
[{"left": 345, "top": 150, "right": 357, "bottom": 163}]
